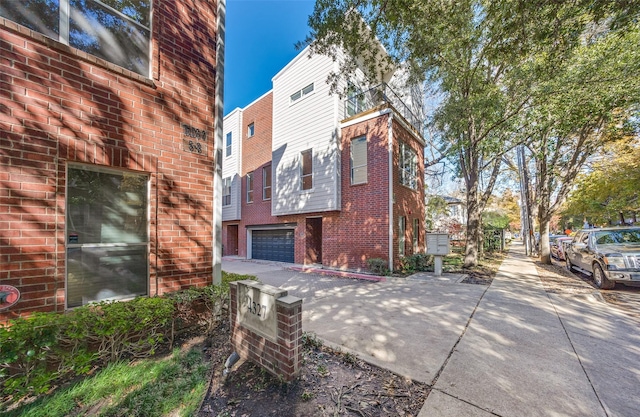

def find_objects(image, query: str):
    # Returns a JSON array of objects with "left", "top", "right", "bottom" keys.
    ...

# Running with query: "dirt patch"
[
  {"left": 460, "top": 251, "right": 507, "bottom": 286},
  {"left": 199, "top": 330, "right": 429, "bottom": 417},
  {"left": 535, "top": 261, "right": 596, "bottom": 294}
]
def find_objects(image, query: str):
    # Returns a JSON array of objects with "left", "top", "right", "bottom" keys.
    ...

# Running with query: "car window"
[
  {"left": 595, "top": 232, "right": 617, "bottom": 244},
  {"left": 579, "top": 233, "right": 588, "bottom": 244},
  {"left": 594, "top": 229, "right": 640, "bottom": 245}
]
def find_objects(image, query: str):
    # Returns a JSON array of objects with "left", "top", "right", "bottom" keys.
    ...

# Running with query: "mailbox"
[{"left": 426, "top": 233, "right": 450, "bottom": 256}]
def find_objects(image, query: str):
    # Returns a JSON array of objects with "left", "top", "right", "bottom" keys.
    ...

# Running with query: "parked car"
[
  {"left": 565, "top": 227, "right": 640, "bottom": 289},
  {"left": 551, "top": 236, "right": 573, "bottom": 261}
]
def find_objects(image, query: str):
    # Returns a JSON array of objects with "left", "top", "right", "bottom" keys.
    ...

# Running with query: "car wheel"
[
  {"left": 566, "top": 257, "right": 574, "bottom": 271},
  {"left": 592, "top": 263, "right": 615, "bottom": 290}
]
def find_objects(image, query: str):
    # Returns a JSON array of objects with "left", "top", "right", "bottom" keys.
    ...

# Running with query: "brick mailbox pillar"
[{"left": 229, "top": 280, "right": 303, "bottom": 381}]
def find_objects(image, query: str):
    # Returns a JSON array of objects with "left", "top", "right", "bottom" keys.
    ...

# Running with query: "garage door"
[{"left": 251, "top": 229, "right": 295, "bottom": 263}]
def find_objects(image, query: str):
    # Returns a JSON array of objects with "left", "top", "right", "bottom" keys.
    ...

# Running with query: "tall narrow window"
[
  {"left": 246, "top": 172, "right": 254, "bottom": 203},
  {"left": 399, "top": 216, "right": 406, "bottom": 256},
  {"left": 301, "top": 149, "right": 313, "bottom": 190},
  {"left": 247, "top": 123, "right": 255, "bottom": 137},
  {"left": 263, "top": 165, "right": 272, "bottom": 200},
  {"left": 413, "top": 218, "right": 419, "bottom": 253},
  {"left": 346, "top": 82, "right": 366, "bottom": 117},
  {"left": 399, "top": 142, "right": 418, "bottom": 189},
  {"left": 66, "top": 165, "right": 148, "bottom": 308},
  {"left": 350, "top": 136, "right": 367, "bottom": 184},
  {"left": 222, "top": 177, "right": 231, "bottom": 206},
  {"left": 226, "top": 132, "right": 232, "bottom": 157}
]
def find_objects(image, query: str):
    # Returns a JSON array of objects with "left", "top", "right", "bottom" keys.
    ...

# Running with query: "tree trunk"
[
  {"left": 538, "top": 215, "right": 551, "bottom": 264},
  {"left": 464, "top": 189, "right": 480, "bottom": 268}
]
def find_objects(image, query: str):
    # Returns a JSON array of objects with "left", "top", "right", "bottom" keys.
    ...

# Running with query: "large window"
[
  {"left": 0, "top": 0, "right": 152, "bottom": 76},
  {"left": 301, "top": 149, "right": 313, "bottom": 190},
  {"left": 246, "top": 172, "right": 254, "bottom": 203},
  {"left": 222, "top": 177, "right": 231, "bottom": 206},
  {"left": 226, "top": 132, "right": 232, "bottom": 157},
  {"left": 400, "top": 142, "right": 418, "bottom": 190},
  {"left": 66, "top": 165, "right": 148, "bottom": 308},
  {"left": 263, "top": 165, "right": 271, "bottom": 200},
  {"left": 350, "top": 136, "right": 367, "bottom": 184}
]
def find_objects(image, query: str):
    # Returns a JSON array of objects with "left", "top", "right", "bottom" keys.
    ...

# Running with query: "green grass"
[{"left": 5, "top": 346, "right": 209, "bottom": 417}]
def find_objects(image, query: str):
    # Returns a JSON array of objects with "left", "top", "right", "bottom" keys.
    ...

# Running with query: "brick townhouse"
[
  {"left": 222, "top": 46, "right": 425, "bottom": 272},
  {"left": 0, "top": 0, "right": 224, "bottom": 320}
]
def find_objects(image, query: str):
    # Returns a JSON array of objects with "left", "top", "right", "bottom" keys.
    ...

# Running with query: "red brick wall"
[
  {"left": 326, "top": 114, "right": 392, "bottom": 270},
  {"left": 0, "top": 0, "right": 218, "bottom": 321},
  {"left": 392, "top": 118, "right": 426, "bottom": 263}
]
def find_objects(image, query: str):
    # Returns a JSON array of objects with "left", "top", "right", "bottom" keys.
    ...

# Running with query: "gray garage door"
[{"left": 251, "top": 229, "right": 295, "bottom": 263}]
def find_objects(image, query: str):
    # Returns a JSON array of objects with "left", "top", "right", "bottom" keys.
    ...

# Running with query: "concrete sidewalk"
[{"left": 222, "top": 245, "right": 640, "bottom": 416}]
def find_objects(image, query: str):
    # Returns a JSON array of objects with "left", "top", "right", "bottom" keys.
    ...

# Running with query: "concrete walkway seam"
[{"left": 543, "top": 290, "right": 610, "bottom": 417}]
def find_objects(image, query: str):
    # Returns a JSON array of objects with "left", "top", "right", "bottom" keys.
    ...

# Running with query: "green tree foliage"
[
  {"left": 521, "top": 22, "right": 640, "bottom": 263},
  {"left": 305, "top": 0, "right": 627, "bottom": 267},
  {"left": 562, "top": 136, "right": 640, "bottom": 225},
  {"left": 425, "top": 195, "right": 450, "bottom": 230}
]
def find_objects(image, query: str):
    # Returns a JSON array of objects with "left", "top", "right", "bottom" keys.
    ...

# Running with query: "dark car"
[{"left": 565, "top": 227, "right": 640, "bottom": 289}]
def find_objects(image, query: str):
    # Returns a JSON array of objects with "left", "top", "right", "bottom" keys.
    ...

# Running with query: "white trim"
[
  {"left": 388, "top": 113, "right": 394, "bottom": 271},
  {"left": 213, "top": 0, "right": 226, "bottom": 285},
  {"left": 341, "top": 108, "right": 392, "bottom": 129},
  {"left": 272, "top": 45, "right": 312, "bottom": 82}
]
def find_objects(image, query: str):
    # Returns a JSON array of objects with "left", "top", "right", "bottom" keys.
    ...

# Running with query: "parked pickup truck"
[{"left": 565, "top": 227, "right": 640, "bottom": 289}]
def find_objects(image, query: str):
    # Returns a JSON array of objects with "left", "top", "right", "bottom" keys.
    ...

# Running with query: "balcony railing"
[{"left": 344, "top": 83, "right": 422, "bottom": 133}]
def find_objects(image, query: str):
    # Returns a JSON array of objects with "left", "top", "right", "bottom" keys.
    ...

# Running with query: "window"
[
  {"left": 246, "top": 172, "right": 253, "bottom": 203},
  {"left": 400, "top": 142, "right": 418, "bottom": 190},
  {"left": 263, "top": 165, "right": 271, "bottom": 200},
  {"left": 226, "top": 132, "right": 232, "bottom": 157},
  {"left": 247, "top": 123, "right": 254, "bottom": 137},
  {"left": 1, "top": 0, "right": 151, "bottom": 76},
  {"left": 350, "top": 136, "right": 367, "bottom": 184},
  {"left": 413, "top": 218, "right": 419, "bottom": 252},
  {"left": 290, "top": 83, "right": 314, "bottom": 103},
  {"left": 346, "top": 82, "right": 366, "bottom": 117},
  {"left": 301, "top": 149, "right": 313, "bottom": 190},
  {"left": 66, "top": 165, "right": 148, "bottom": 308},
  {"left": 222, "top": 177, "right": 231, "bottom": 206},
  {"left": 399, "top": 216, "right": 406, "bottom": 257}
]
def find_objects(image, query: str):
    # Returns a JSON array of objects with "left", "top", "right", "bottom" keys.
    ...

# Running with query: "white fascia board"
[
  {"left": 340, "top": 108, "right": 393, "bottom": 129},
  {"left": 272, "top": 45, "right": 312, "bottom": 83}
]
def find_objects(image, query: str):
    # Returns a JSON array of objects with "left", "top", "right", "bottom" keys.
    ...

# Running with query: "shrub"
[
  {"left": 366, "top": 258, "right": 390, "bottom": 276},
  {"left": 0, "top": 271, "right": 258, "bottom": 404},
  {"left": 398, "top": 253, "right": 433, "bottom": 274}
]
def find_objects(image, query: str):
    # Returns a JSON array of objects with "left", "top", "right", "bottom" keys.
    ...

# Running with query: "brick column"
[{"left": 229, "top": 282, "right": 302, "bottom": 381}]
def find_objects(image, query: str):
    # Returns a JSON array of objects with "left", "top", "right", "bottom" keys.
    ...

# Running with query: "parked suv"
[{"left": 565, "top": 227, "right": 640, "bottom": 289}]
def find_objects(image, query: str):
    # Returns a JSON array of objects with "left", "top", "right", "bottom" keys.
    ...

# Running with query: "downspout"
[
  {"left": 388, "top": 113, "right": 394, "bottom": 272},
  {"left": 212, "top": 0, "right": 226, "bottom": 285}
]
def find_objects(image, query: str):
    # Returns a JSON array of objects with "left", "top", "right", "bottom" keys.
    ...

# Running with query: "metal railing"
[{"left": 344, "top": 83, "right": 422, "bottom": 133}]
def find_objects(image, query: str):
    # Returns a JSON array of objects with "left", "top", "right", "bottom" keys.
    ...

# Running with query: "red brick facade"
[
  {"left": 0, "top": 1, "right": 219, "bottom": 320},
  {"left": 223, "top": 97, "right": 425, "bottom": 271}
]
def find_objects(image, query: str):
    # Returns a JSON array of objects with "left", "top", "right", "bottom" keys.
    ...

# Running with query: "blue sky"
[{"left": 224, "top": 0, "right": 316, "bottom": 115}]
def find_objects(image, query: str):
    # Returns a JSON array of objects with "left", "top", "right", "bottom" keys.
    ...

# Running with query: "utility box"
[{"left": 426, "top": 233, "right": 450, "bottom": 276}]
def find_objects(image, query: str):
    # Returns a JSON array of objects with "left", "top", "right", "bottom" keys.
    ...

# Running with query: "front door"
[{"left": 305, "top": 217, "right": 322, "bottom": 264}]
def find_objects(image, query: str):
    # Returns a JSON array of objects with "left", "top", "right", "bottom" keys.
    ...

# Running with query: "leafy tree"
[
  {"left": 305, "top": 0, "right": 601, "bottom": 267},
  {"left": 562, "top": 135, "right": 640, "bottom": 225},
  {"left": 523, "top": 24, "right": 640, "bottom": 264},
  {"left": 424, "top": 195, "right": 450, "bottom": 231}
]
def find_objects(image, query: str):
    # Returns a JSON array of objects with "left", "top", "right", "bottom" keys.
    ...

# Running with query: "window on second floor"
[
  {"left": 246, "top": 172, "right": 254, "bottom": 203},
  {"left": 290, "top": 83, "right": 314, "bottom": 104},
  {"left": 399, "top": 142, "right": 418, "bottom": 190},
  {"left": 247, "top": 123, "right": 254, "bottom": 138},
  {"left": 301, "top": 149, "right": 313, "bottom": 191},
  {"left": 350, "top": 136, "right": 367, "bottom": 185},
  {"left": 222, "top": 177, "right": 231, "bottom": 206},
  {"left": 263, "top": 165, "right": 271, "bottom": 200},
  {"left": 0, "top": 0, "right": 151, "bottom": 76},
  {"left": 226, "top": 132, "right": 232, "bottom": 157}
]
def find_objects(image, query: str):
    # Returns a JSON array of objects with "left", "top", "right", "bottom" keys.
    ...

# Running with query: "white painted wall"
[
  {"left": 271, "top": 47, "right": 346, "bottom": 215},
  {"left": 222, "top": 108, "right": 242, "bottom": 221}
]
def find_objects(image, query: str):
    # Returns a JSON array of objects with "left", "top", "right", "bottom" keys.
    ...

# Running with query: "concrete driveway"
[{"left": 222, "top": 248, "right": 640, "bottom": 417}]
